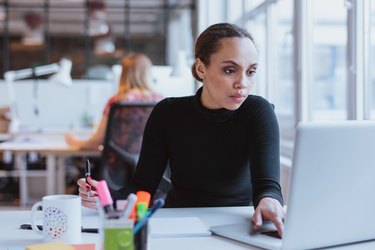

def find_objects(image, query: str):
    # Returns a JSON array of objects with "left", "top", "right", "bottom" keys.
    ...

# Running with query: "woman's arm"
[
  {"left": 249, "top": 98, "right": 283, "bottom": 207},
  {"left": 249, "top": 98, "right": 285, "bottom": 237},
  {"left": 65, "top": 113, "right": 108, "bottom": 150}
]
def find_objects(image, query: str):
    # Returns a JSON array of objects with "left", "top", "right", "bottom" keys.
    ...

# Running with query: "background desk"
[
  {"left": 0, "top": 206, "right": 374, "bottom": 250},
  {"left": 0, "top": 132, "right": 100, "bottom": 206}
]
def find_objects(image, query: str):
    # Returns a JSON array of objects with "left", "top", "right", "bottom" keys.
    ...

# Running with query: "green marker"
[{"left": 136, "top": 203, "right": 148, "bottom": 221}]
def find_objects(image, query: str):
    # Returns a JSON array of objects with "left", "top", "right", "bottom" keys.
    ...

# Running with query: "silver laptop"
[{"left": 210, "top": 121, "right": 375, "bottom": 250}]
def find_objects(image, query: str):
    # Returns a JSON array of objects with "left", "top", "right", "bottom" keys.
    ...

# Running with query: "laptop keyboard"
[{"left": 261, "top": 231, "right": 282, "bottom": 239}]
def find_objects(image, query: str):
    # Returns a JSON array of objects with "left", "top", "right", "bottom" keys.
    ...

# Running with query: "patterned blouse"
[{"left": 103, "top": 89, "right": 164, "bottom": 116}]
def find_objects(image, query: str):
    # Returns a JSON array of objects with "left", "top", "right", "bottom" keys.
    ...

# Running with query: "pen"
[
  {"left": 20, "top": 224, "right": 98, "bottom": 233},
  {"left": 133, "top": 198, "right": 165, "bottom": 234},
  {"left": 82, "top": 228, "right": 99, "bottom": 234},
  {"left": 85, "top": 159, "right": 91, "bottom": 196}
]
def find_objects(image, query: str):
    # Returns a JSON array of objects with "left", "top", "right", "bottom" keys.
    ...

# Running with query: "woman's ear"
[{"left": 195, "top": 58, "right": 206, "bottom": 81}]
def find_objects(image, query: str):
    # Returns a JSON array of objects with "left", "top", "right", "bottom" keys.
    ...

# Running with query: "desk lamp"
[{"left": 3, "top": 58, "right": 73, "bottom": 133}]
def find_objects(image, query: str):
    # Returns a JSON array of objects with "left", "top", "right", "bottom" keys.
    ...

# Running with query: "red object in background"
[
  {"left": 88, "top": 0, "right": 105, "bottom": 13},
  {"left": 24, "top": 12, "right": 43, "bottom": 29}
]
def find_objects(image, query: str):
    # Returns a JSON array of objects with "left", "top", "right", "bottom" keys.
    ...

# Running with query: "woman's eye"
[
  {"left": 247, "top": 70, "right": 256, "bottom": 76},
  {"left": 224, "top": 68, "right": 235, "bottom": 74}
]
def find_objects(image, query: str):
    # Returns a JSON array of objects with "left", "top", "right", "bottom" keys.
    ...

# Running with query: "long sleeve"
[{"left": 247, "top": 98, "right": 283, "bottom": 207}]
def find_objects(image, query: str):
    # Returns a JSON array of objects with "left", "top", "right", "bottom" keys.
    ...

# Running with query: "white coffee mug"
[{"left": 31, "top": 194, "right": 82, "bottom": 243}]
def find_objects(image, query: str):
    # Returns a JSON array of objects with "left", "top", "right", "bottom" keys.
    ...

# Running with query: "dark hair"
[{"left": 191, "top": 23, "right": 255, "bottom": 82}]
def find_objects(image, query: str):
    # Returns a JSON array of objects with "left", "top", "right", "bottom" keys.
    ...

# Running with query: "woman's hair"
[
  {"left": 191, "top": 23, "right": 255, "bottom": 82},
  {"left": 118, "top": 53, "right": 153, "bottom": 94}
]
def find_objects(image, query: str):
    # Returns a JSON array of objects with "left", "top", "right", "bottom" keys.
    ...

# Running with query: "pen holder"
[
  {"left": 102, "top": 217, "right": 134, "bottom": 250},
  {"left": 134, "top": 221, "right": 149, "bottom": 250},
  {"left": 100, "top": 214, "right": 150, "bottom": 250}
]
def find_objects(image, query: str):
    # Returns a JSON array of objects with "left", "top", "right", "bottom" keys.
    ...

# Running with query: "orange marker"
[
  {"left": 131, "top": 191, "right": 151, "bottom": 222},
  {"left": 136, "top": 191, "right": 151, "bottom": 208}
]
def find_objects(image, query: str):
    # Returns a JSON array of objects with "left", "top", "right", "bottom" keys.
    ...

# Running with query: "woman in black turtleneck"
[{"left": 78, "top": 23, "right": 285, "bottom": 237}]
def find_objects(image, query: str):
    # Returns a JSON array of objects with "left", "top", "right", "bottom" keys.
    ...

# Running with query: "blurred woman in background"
[{"left": 65, "top": 53, "right": 163, "bottom": 150}]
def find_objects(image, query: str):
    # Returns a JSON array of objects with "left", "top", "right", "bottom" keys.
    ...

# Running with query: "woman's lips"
[{"left": 230, "top": 93, "right": 246, "bottom": 103}]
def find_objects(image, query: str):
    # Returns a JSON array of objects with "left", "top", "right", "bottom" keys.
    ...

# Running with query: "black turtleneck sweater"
[{"left": 114, "top": 88, "right": 283, "bottom": 208}]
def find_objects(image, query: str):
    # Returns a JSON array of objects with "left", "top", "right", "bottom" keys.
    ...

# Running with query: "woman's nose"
[{"left": 234, "top": 74, "right": 248, "bottom": 89}]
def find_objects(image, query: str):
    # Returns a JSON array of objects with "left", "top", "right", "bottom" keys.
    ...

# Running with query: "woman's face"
[{"left": 196, "top": 37, "right": 258, "bottom": 110}]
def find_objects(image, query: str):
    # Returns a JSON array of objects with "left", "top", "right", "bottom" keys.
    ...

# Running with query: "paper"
[
  {"left": 26, "top": 242, "right": 74, "bottom": 250},
  {"left": 149, "top": 217, "right": 212, "bottom": 238}
]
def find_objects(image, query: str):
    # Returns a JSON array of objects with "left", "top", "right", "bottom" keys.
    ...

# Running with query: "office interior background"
[{"left": 0, "top": 0, "right": 374, "bottom": 205}]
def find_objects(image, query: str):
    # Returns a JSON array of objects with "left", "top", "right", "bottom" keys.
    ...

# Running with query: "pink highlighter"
[{"left": 96, "top": 180, "right": 115, "bottom": 216}]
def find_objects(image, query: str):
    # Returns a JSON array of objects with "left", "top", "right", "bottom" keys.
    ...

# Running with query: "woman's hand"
[
  {"left": 77, "top": 176, "right": 99, "bottom": 209},
  {"left": 65, "top": 133, "right": 77, "bottom": 146},
  {"left": 252, "top": 197, "right": 286, "bottom": 237}
]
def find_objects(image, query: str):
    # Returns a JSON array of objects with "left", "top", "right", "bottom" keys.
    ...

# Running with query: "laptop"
[{"left": 210, "top": 121, "right": 375, "bottom": 250}]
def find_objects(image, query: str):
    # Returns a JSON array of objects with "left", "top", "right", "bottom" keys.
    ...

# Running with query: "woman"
[
  {"left": 65, "top": 53, "right": 163, "bottom": 150},
  {"left": 78, "top": 23, "right": 285, "bottom": 236}
]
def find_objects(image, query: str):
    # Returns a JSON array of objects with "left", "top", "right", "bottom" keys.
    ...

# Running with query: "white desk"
[
  {"left": 0, "top": 133, "right": 100, "bottom": 206},
  {"left": 0, "top": 206, "right": 374, "bottom": 250}
]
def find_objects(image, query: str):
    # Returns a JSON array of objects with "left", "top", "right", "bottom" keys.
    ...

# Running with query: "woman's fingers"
[
  {"left": 81, "top": 200, "right": 97, "bottom": 209},
  {"left": 252, "top": 207, "right": 263, "bottom": 229},
  {"left": 64, "top": 133, "right": 75, "bottom": 145},
  {"left": 77, "top": 178, "right": 87, "bottom": 188},
  {"left": 77, "top": 177, "right": 99, "bottom": 209},
  {"left": 253, "top": 197, "right": 285, "bottom": 237},
  {"left": 87, "top": 176, "right": 99, "bottom": 188},
  {"left": 269, "top": 213, "right": 284, "bottom": 237},
  {"left": 77, "top": 177, "right": 99, "bottom": 192}
]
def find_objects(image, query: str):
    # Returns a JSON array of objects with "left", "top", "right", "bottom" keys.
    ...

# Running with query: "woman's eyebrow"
[{"left": 221, "top": 60, "right": 258, "bottom": 68}]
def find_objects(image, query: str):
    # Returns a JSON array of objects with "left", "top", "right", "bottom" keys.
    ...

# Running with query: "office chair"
[
  {"left": 100, "top": 102, "right": 155, "bottom": 190},
  {"left": 100, "top": 101, "right": 171, "bottom": 198}
]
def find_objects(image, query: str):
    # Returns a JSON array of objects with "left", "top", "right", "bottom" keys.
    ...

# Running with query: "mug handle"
[{"left": 31, "top": 201, "right": 43, "bottom": 235}]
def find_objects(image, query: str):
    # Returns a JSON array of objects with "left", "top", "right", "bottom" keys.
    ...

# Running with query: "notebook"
[
  {"left": 149, "top": 217, "right": 212, "bottom": 238},
  {"left": 210, "top": 121, "right": 375, "bottom": 250}
]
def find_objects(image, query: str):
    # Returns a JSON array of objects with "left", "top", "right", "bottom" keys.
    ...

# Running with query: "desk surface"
[
  {"left": 0, "top": 133, "right": 100, "bottom": 155},
  {"left": 0, "top": 207, "right": 255, "bottom": 250},
  {"left": 0, "top": 206, "right": 374, "bottom": 250}
]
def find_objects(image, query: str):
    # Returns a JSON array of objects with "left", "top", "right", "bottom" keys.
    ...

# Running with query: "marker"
[
  {"left": 136, "top": 203, "right": 148, "bottom": 221},
  {"left": 122, "top": 193, "right": 137, "bottom": 219},
  {"left": 136, "top": 191, "right": 151, "bottom": 208},
  {"left": 133, "top": 198, "right": 165, "bottom": 234},
  {"left": 96, "top": 180, "right": 115, "bottom": 217},
  {"left": 85, "top": 159, "right": 91, "bottom": 196}
]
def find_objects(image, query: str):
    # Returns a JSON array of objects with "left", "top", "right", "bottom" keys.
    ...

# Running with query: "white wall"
[
  {"left": 0, "top": 67, "right": 195, "bottom": 131},
  {"left": 152, "top": 65, "right": 195, "bottom": 98},
  {"left": 0, "top": 79, "right": 114, "bottom": 131}
]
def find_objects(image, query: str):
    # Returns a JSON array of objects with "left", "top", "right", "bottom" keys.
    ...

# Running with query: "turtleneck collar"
[{"left": 193, "top": 87, "right": 235, "bottom": 123}]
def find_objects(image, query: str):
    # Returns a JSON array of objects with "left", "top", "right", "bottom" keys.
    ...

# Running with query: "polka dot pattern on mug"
[{"left": 43, "top": 206, "right": 68, "bottom": 240}]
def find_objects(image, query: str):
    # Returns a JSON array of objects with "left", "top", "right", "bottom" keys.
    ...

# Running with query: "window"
[
  {"left": 243, "top": 0, "right": 295, "bottom": 161},
  {"left": 245, "top": 14, "right": 266, "bottom": 97},
  {"left": 244, "top": 0, "right": 266, "bottom": 10},
  {"left": 273, "top": 0, "right": 294, "bottom": 159},
  {"left": 311, "top": 0, "right": 348, "bottom": 120},
  {"left": 370, "top": 0, "right": 375, "bottom": 119},
  {"left": 227, "top": 0, "right": 244, "bottom": 23}
]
